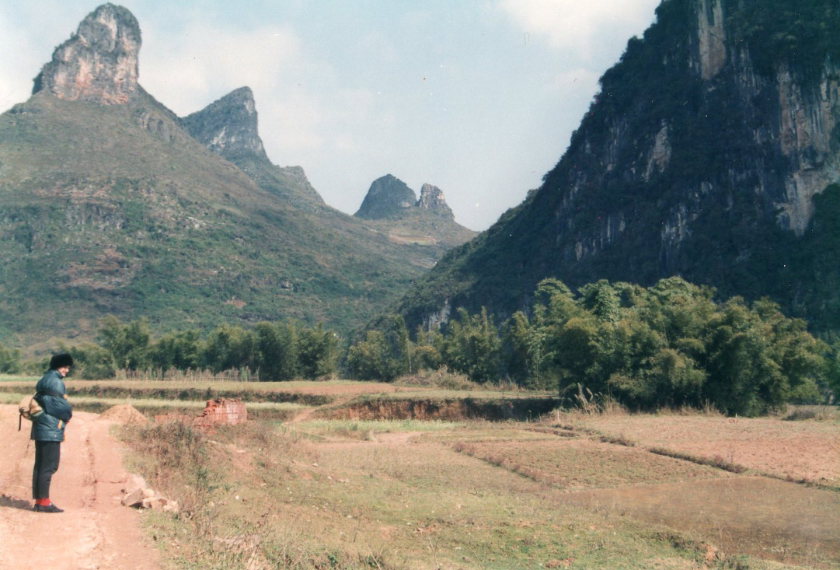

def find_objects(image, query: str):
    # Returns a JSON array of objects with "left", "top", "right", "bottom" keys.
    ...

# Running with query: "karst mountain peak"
[
  {"left": 33, "top": 3, "right": 141, "bottom": 105},
  {"left": 394, "top": 0, "right": 840, "bottom": 336},
  {"left": 182, "top": 86, "right": 268, "bottom": 162}
]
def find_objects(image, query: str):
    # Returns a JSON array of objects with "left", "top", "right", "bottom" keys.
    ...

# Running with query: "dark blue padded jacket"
[{"left": 30, "top": 369, "right": 72, "bottom": 442}]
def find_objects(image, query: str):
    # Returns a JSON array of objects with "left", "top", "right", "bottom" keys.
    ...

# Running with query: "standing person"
[{"left": 31, "top": 353, "right": 73, "bottom": 513}]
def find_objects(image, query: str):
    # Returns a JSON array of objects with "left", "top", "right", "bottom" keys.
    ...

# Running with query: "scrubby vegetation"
[
  {"left": 0, "top": 343, "right": 21, "bottom": 374},
  {"left": 0, "top": 92, "right": 454, "bottom": 348}
]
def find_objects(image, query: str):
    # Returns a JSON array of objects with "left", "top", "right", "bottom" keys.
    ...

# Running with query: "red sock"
[{"left": 36, "top": 498, "right": 51, "bottom": 506}]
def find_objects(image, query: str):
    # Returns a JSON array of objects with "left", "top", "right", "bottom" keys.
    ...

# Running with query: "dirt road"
[{"left": 0, "top": 405, "right": 161, "bottom": 570}]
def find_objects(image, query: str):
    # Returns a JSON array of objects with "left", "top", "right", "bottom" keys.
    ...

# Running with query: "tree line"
[
  {"left": 1, "top": 276, "right": 837, "bottom": 416},
  {"left": 348, "top": 277, "right": 837, "bottom": 416},
  {"left": 56, "top": 317, "right": 339, "bottom": 381},
  {"left": 0, "top": 317, "right": 340, "bottom": 381}
]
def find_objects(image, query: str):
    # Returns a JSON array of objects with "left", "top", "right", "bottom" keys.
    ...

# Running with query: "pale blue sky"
[{"left": 0, "top": 1, "right": 659, "bottom": 230}]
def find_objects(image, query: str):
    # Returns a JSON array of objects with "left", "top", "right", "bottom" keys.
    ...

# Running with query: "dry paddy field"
[
  {"left": 446, "top": 417, "right": 839, "bottom": 568},
  {"left": 2, "top": 376, "right": 837, "bottom": 568},
  {"left": 147, "top": 387, "right": 840, "bottom": 568}
]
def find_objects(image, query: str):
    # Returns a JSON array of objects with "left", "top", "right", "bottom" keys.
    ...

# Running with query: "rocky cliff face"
[
  {"left": 550, "top": 0, "right": 840, "bottom": 264},
  {"left": 32, "top": 3, "right": 140, "bottom": 105},
  {"left": 182, "top": 87, "right": 267, "bottom": 160},
  {"left": 181, "top": 86, "right": 326, "bottom": 207},
  {"left": 417, "top": 184, "right": 454, "bottom": 219},
  {"left": 394, "top": 0, "right": 840, "bottom": 333}
]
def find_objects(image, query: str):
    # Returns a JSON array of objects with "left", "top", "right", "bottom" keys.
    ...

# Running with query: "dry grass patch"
[
  {"left": 453, "top": 438, "right": 732, "bottom": 491},
  {"left": 0, "top": 391, "right": 27, "bottom": 404},
  {"left": 288, "top": 436, "right": 704, "bottom": 569},
  {"left": 0, "top": 374, "right": 36, "bottom": 383},
  {"left": 422, "top": 424, "right": 564, "bottom": 443},
  {"left": 112, "top": 401, "right": 836, "bottom": 569},
  {"left": 287, "top": 419, "right": 463, "bottom": 441},
  {"left": 783, "top": 405, "right": 840, "bottom": 422},
  {"left": 565, "top": 477, "right": 840, "bottom": 568},
  {"left": 122, "top": 419, "right": 730, "bottom": 569}
]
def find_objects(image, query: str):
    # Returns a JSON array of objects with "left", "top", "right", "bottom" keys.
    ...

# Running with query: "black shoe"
[{"left": 34, "top": 503, "right": 64, "bottom": 513}]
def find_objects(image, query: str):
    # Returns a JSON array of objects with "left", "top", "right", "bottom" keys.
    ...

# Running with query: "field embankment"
[
  {"left": 316, "top": 392, "right": 559, "bottom": 422},
  {"left": 0, "top": 379, "right": 402, "bottom": 419},
  {"left": 0, "top": 379, "right": 559, "bottom": 422}
]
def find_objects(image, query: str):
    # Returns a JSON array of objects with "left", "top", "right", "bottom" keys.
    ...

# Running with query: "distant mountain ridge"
[
  {"left": 0, "top": 3, "right": 473, "bottom": 347},
  {"left": 392, "top": 0, "right": 840, "bottom": 334},
  {"left": 355, "top": 175, "right": 455, "bottom": 220},
  {"left": 353, "top": 175, "right": 474, "bottom": 265}
]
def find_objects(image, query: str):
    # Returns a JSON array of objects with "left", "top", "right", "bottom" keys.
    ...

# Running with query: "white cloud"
[
  {"left": 140, "top": 22, "right": 305, "bottom": 116},
  {"left": 499, "top": 0, "right": 659, "bottom": 60},
  {"left": 140, "top": 19, "right": 343, "bottom": 164}
]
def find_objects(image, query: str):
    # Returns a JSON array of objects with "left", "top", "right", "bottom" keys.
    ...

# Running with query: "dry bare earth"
[
  {"left": 568, "top": 414, "right": 840, "bottom": 485},
  {"left": 0, "top": 405, "right": 160, "bottom": 570}
]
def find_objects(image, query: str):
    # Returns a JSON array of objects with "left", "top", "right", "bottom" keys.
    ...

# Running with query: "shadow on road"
[{"left": 0, "top": 494, "right": 32, "bottom": 511}]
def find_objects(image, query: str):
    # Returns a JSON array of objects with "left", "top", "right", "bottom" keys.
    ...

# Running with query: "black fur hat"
[{"left": 49, "top": 353, "right": 74, "bottom": 369}]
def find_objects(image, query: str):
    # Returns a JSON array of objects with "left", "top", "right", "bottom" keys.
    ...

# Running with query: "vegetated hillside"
[
  {"left": 0, "top": 4, "right": 473, "bottom": 348},
  {"left": 0, "top": 91, "right": 413, "bottom": 343},
  {"left": 393, "top": 0, "right": 840, "bottom": 334}
]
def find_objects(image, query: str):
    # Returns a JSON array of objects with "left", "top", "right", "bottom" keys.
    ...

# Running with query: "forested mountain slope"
[{"left": 394, "top": 0, "right": 840, "bottom": 334}]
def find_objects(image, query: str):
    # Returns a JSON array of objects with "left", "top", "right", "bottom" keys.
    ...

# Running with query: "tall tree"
[{"left": 97, "top": 316, "right": 151, "bottom": 371}]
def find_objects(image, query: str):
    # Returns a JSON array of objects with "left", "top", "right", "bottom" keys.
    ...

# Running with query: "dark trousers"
[{"left": 32, "top": 440, "right": 61, "bottom": 500}]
